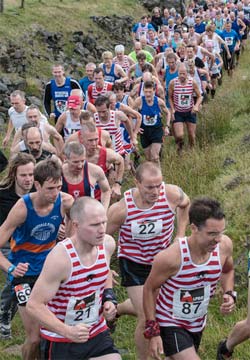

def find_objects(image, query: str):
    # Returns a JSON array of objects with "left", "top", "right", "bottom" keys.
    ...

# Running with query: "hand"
[
  {"left": 103, "top": 301, "right": 117, "bottom": 321},
  {"left": 49, "top": 113, "right": 56, "bottom": 119},
  {"left": 2, "top": 136, "right": 10, "bottom": 148},
  {"left": 111, "top": 183, "right": 122, "bottom": 200},
  {"left": 138, "top": 127, "right": 144, "bottom": 135},
  {"left": 149, "top": 336, "right": 164, "bottom": 360},
  {"left": 192, "top": 105, "right": 199, "bottom": 113},
  {"left": 227, "top": 53, "right": 231, "bottom": 59},
  {"left": 65, "top": 323, "right": 90, "bottom": 343},
  {"left": 13, "top": 263, "right": 29, "bottom": 277},
  {"left": 57, "top": 223, "right": 65, "bottom": 242},
  {"left": 220, "top": 293, "right": 235, "bottom": 315},
  {"left": 164, "top": 126, "right": 170, "bottom": 136}
]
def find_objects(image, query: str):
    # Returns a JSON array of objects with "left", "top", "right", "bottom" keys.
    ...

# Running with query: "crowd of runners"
[{"left": 0, "top": 0, "right": 249, "bottom": 359}]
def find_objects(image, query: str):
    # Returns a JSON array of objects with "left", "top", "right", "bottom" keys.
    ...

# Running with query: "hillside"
[{"left": 1, "top": 1, "right": 250, "bottom": 359}]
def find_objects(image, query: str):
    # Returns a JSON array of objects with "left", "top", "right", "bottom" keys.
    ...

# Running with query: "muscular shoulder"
[
  {"left": 88, "top": 162, "right": 104, "bottom": 178},
  {"left": 44, "top": 241, "right": 72, "bottom": 282},
  {"left": 107, "top": 198, "right": 127, "bottom": 230},
  {"left": 219, "top": 235, "right": 233, "bottom": 258},
  {"left": 104, "top": 234, "right": 116, "bottom": 261},
  {"left": 60, "top": 192, "right": 74, "bottom": 212},
  {"left": 154, "top": 240, "right": 182, "bottom": 276},
  {"left": 165, "top": 184, "right": 189, "bottom": 209}
]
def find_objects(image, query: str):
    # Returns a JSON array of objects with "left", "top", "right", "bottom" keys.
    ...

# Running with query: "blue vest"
[
  {"left": 165, "top": 66, "right": 178, "bottom": 108},
  {"left": 9, "top": 193, "right": 63, "bottom": 276},
  {"left": 141, "top": 96, "right": 162, "bottom": 127},
  {"left": 103, "top": 63, "right": 119, "bottom": 83},
  {"left": 50, "top": 77, "right": 72, "bottom": 118}
]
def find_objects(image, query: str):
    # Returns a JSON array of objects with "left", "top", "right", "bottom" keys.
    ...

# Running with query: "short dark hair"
[
  {"left": 94, "top": 95, "right": 110, "bottom": 108},
  {"left": 34, "top": 158, "right": 62, "bottom": 186},
  {"left": 189, "top": 197, "right": 225, "bottom": 228},
  {"left": 94, "top": 67, "right": 105, "bottom": 76}
]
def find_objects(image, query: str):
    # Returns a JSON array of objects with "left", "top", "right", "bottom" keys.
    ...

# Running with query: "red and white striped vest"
[
  {"left": 118, "top": 183, "right": 175, "bottom": 264},
  {"left": 91, "top": 82, "right": 109, "bottom": 101},
  {"left": 94, "top": 110, "right": 126, "bottom": 155},
  {"left": 173, "top": 77, "right": 194, "bottom": 112},
  {"left": 156, "top": 237, "right": 222, "bottom": 332},
  {"left": 113, "top": 55, "right": 130, "bottom": 74},
  {"left": 40, "top": 238, "right": 109, "bottom": 342}
]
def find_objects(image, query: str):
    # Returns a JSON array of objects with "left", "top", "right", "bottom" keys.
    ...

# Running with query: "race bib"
[
  {"left": 142, "top": 114, "right": 158, "bottom": 126},
  {"left": 172, "top": 285, "right": 210, "bottom": 320},
  {"left": 14, "top": 283, "right": 31, "bottom": 305},
  {"left": 178, "top": 94, "right": 191, "bottom": 108},
  {"left": 64, "top": 291, "right": 100, "bottom": 326},
  {"left": 55, "top": 100, "right": 67, "bottom": 114},
  {"left": 131, "top": 219, "right": 163, "bottom": 240},
  {"left": 225, "top": 37, "right": 233, "bottom": 46}
]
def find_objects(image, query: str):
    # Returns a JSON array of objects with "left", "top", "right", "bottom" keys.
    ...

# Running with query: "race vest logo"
[
  {"left": 180, "top": 288, "right": 205, "bottom": 303},
  {"left": 30, "top": 223, "right": 56, "bottom": 241}
]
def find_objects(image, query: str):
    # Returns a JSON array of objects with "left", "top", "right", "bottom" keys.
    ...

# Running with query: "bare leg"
[
  {"left": 186, "top": 122, "right": 197, "bottom": 148},
  {"left": 117, "top": 298, "right": 137, "bottom": 317},
  {"left": 226, "top": 319, "right": 250, "bottom": 352},
  {"left": 168, "top": 346, "right": 201, "bottom": 360},
  {"left": 173, "top": 122, "right": 184, "bottom": 154},
  {"left": 149, "top": 142, "right": 162, "bottom": 165},
  {"left": 18, "top": 306, "right": 40, "bottom": 360},
  {"left": 127, "top": 285, "right": 150, "bottom": 360}
]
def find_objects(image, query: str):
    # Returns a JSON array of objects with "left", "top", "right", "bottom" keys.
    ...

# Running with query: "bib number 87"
[{"left": 182, "top": 302, "right": 201, "bottom": 315}]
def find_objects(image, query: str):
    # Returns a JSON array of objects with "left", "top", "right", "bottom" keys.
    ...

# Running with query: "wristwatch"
[
  {"left": 225, "top": 290, "right": 237, "bottom": 303},
  {"left": 7, "top": 264, "right": 16, "bottom": 280}
]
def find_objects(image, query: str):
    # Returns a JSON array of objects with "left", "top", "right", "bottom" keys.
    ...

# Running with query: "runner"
[
  {"left": 62, "top": 141, "right": 111, "bottom": 210},
  {"left": 107, "top": 161, "right": 190, "bottom": 360},
  {"left": 0, "top": 159, "right": 74, "bottom": 360},
  {"left": 143, "top": 197, "right": 235, "bottom": 360},
  {"left": 27, "top": 197, "right": 121, "bottom": 360}
]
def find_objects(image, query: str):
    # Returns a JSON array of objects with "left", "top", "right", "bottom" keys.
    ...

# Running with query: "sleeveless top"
[
  {"left": 62, "top": 161, "right": 94, "bottom": 200},
  {"left": 173, "top": 77, "right": 194, "bottom": 112},
  {"left": 9, "top": 193, "right": 63, "bottom": 276},
  {"left": 102, "top": 63, "right": 119, "bottom": 83},
  {"left": 94, "top": 110, "right": 126, "bottom": 155},
  {"left": 113, "top": 55, "right": 130, "bottom": 74},
  {"left": 118, "top": 183, "right": 175, "bottom": 264},
  {"left": 156, "top": 237, "right": 222, "bottom": 332},
  {"left": 91, "top": 82, "right": 109, "bottom": 102},
  {"left": 50, "top": 77, "right": 72, "bottom": 118},
  {"left": 63, "top": 110, "right": 81, "bottom": 140},
  {"left": 140, "top": 96, "right": 162, "bottom": 127},
  {"left": 40, "top": 238, "right": 109, "bottom": 342}
]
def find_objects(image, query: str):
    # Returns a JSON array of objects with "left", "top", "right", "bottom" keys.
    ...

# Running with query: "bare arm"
[
  {"left": 27, "top": 244, "right": 90, "bottom": 342},
  {"left": 219, "top": 236, "right": 235, "bottom": 314},
  {"left": 46, "top": 124, "right": 65, "bottom": 156},
  {"left": 143, "top": 243, "right": 181, "bottom": 359},
  {"left": 10, "top": 129, "right": 22, "bottom": 152},
  {"left": 165, "top": 184, "right": 190, "bottom": 239},
  {"left": 2, "top": 120, "right": 14, "bottom": 148},
  {"left": 192, "top": 80, "right": 203, "bottom": 112},
  {"left": 0, "top": 199, "right": 29, "bottom": 275},
  {"left": 92, "top": 164, "right": 111, "bottom": 211},
  {"left": 116, "top": 111, "right": 137, "bottom": 146},
  {"left": 106, "top": 198, "right": 127, "bottom": 235},
  {"left": 107, "top": 149, "right": 125, "bottom": 199},
  {"left": 55, "top": 113, "right": 66, "bottom": 134},
  {"left": 115, "top": 64, "right": 128, "bottom": 83},
  {"left": 119, "top": 103, "right": 142, "bottom": 135}
]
